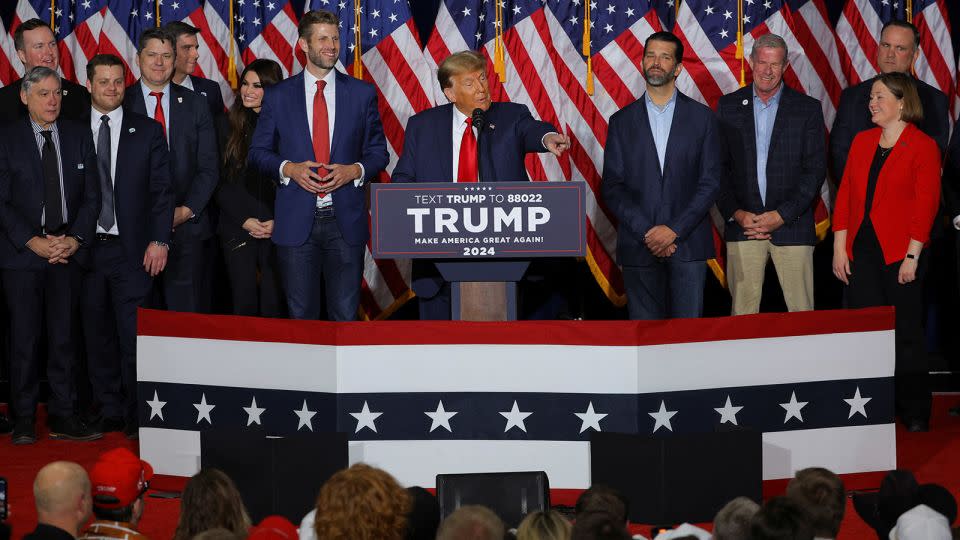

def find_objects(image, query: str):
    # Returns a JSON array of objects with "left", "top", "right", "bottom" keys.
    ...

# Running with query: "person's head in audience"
[
  {"left": 247, "top": 516, "right": 299, "bottom": 540},
  {"left": 575, "top": 485, "right": 628, "bottom": 525},
  {"left": 87, "top": 448, "right": 153, "bottom": 529},
  {"left": 436, "top": 505, "right": 505, "bottom": 540},
  {"left": 785, "top": 467, "right": 845, "bottom": 539},
  {"left": 712, "top": 496, "right": 760, "bottom": 540},
  {"left": 889, "top": 504, "right": 952, "bottom": 540},
  {"left": 404, "top": 486, "right": 441, "bottom": 540},
  {"left": 516, "top": 510, "right": 572, "bottom": 540},
  {"left": 569, "top": 512, "right": 631, "bottom": 540},
  {"left": 173, "top": 468, "right": 250, "bottom": 540},
  {"left": 313, "top": 463, "right": 410, "bottom": 540},
  {"left": 33, "top": 461, "right": 93, "bottom": 538},
  {"left": 190, "top": 528, "right": 242, "bottom": 540},
  {"left": 751, "top": 496, "right": 814, "bottom": 540}
]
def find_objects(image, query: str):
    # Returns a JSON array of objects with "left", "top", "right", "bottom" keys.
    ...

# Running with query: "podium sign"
[{"left": 371, "top": 181, "right": 586, "bottom": 259}]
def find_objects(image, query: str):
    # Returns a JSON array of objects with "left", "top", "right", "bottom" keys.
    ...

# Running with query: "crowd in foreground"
[{"left": 1, "top": 448, "right": 957, "bottom": 540}]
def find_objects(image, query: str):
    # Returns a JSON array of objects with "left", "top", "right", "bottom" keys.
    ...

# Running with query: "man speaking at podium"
[{"left": 392, "top": 50, "right": 570, "bottom": 320}]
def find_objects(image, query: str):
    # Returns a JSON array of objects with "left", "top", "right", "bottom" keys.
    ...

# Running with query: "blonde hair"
[
  {"left": 516, "top": 510, "right": 572, "bottom": 540},
  {"left": 438, "top": 51, "right": 486, "bottom": 89}
]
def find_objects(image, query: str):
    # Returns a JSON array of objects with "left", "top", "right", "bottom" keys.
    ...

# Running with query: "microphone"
[{"left": 472, "top": 108, "right": 486, "bottom": 132}]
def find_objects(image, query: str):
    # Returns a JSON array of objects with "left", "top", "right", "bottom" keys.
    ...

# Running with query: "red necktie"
[
  {"left": 457, "top": 116, "right": 478, "bottom": 183},
  {"left": 312, "top": 80, "right": 330, "bottom": 191},
  {"left": 149, "top": 91, "right": 166, "bottom": 139}
]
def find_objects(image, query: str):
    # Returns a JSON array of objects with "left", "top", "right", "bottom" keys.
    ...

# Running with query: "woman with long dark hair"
[{"left": 216, "top": 59, "right": 285, "bottom": 317}]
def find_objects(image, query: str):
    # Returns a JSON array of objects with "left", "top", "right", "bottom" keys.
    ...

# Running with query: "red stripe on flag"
[
  {"left": 375, "top": 36, "right": 433, "bottom": 114},
  {"left": 786, "top": 6, "right": 843, "bottom": 107},
  {"left": 590, "top": 52, "right": 635, "bottom": 110},
  {"left": 672, "top": 25, "right": 726, "bottom": 107},
  {"left": 261, "top": 21, "right": 295, "bottom": 75}
]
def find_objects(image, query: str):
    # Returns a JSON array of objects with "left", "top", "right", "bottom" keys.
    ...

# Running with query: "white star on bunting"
[
  {"left": 574, "top": 402, "right": 607, "bottom": 434},
  {"left": 351, "top": 401, "right": 383, "bottom": 433},
  {"left": 294, "top": 400, "right": 316, "bottom": 431},
  {"left": 193, "top": 393, "right": 215, "bottom": 424},
  {"left": 780, "top": 391, "right": 808, "bottom": 423},
  {"left": 243, "top": 396, "right": 266, "bottom": 426},
  {"left": 649, "top": 400, "right": 677, "bottom": 433},
  {"left": 844, "top": 387, "right": 872, "bottom": 419},
  {"left": 714, "top": 395, "right": 744, "bottom": 425},
  {"left": 500, "top": 401, "right": 532, "bottom": 433},
  {"left": 146, "top": 390, "right": 166, "bottom": 421},
  {"left": 425, "top": 401, "right": 459, "bottom": 433}
]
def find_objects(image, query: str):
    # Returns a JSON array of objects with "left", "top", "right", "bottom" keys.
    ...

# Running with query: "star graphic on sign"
[
  {"left": 243, "top": 396, "right": 266, "bottom": 426},
  {"left": 193, "top": 393, "right": 215, "bottom": 424},
  {"left": 500, "top": 401, "right": 533, "bottom": 433},
  {"left": 844, "top": 387, "right": 872, "bottom": 419},
  {"left": 714, "top": 396, "right": 744, "bottom": 425},
  {"left": 780, "top": 391, "right": 808, "bottom": 423},
  {"left": 351, "top": 401, "right": 383, "bottom": 433},
  {"left": 574, "top": 402, "right": 607, "bottom": 434},
  {"left": 649, "top": 400, "right": 677, "bottom": 433},
  {"left": 425, "top": 401, "right": 459, "bottom": 433},
  {"left": 146, "top": 390, "right": 166, "bottom": 421},
  {"left": 294, "top": 400, "right": 316, "bottom": 431}
]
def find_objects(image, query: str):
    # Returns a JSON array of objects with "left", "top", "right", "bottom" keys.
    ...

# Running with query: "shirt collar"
[
  {"left": 304, "top": 68, "right": 336, "bottom": 91},
  {"left": 91, "top": 105, "right": 123, "bottom": 128},
  {"left": 141, "top": 81, "right": 171, "bottom": 98},
  {"left": 453, "top": 106, "right": 470, "bottom": 126},
  {"left": 31, "top": 117, "right": 58, "bottom": 135},
  {"left": 753, "top": 83, "right": 783, "bottom": 106},
  {"left": 644, "top": 88, "right": 677, "bottom": 111}
]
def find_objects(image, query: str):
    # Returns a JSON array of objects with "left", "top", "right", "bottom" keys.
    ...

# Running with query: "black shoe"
[
  {"left": 48, "top": 415, "right": 103, "bottom": 441},
  {"left": 0, "top": 413, "right": 12, "bottom": 434},
  {"left": 99, "top": 416, "right": 125, "bottom": 433},
  {"left": 12, "top": 417, "right": 36, "bottom": 445},
  {"left": 124, "top": 420, "right": 139, "bottom": 440},
  {"left": 905, "top": 418, "right": 929, "bottom": 432}
]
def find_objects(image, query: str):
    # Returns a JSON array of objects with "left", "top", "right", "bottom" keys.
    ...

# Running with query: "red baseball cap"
[
  {"left": 90, "top": 448, "right": 154, "bottom": 509},
  {"left": 247, "top": 516, "right": 299, "bottom": 540}
]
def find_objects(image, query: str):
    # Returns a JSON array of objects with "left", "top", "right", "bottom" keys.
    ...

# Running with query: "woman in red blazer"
[{"left": 832, "top": 72, "right": 941, "bottom": 432}]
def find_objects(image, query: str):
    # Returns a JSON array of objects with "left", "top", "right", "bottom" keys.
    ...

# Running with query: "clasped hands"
[
  {"left": 284, "top": 161, "right": 362, "bottom": 196},
  {"left": 27, "top": 234, "right": 79, "bottom": 264},
  {"left": 644, "top": 225, "right": 678, "bottom": 258},
  {"left": 733, "top": 209, "right": 783, "bottom": 240}
]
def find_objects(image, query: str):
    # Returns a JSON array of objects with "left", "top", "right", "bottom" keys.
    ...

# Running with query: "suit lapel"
[
  {"left": 169, "top": 84, "right": 187, "bottom": 146},
  {"left": 874, "top": 125, "right": 911, "bottom": 207},
  {"left": 662, "top": 95, "right": 683, "bottom": 179},
  {"left": 635, "top": 95, "right": 661, "bottom": 178},
  {"left": 767, "top": 87, "right": 788, "bottom": 160},
  {"left": 127, "top": 82, "right": 147, "bottom": 116},
  {"left": 330, "top": 71, "right": 346, "bottom": 162},
  {"left": 115, "top": 114, "right": 132, "bottom": 200},
  {"left": 23, "top": 117, "right": 45, "bottom": 197},
  {"left": 440, "top": 104, "right": 454, "bottom": 181}
]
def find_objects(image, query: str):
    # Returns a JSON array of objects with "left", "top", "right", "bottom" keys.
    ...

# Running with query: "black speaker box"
[
  {"left": 590, "top": 430, "right": 762, "bottom": 524},
  {"left": 200, "top": 430, "right": 348, "bottom": 523},
  {"left": 436, "top": 471, "right": 550, "bottom": 528}
]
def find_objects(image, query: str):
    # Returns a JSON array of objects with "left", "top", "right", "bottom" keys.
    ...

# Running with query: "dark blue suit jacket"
[
  {"left": 106, "top": 111, "right": 175, "bottom": 269},
  {"left": 945, "top": 122, "right": 960, "bottom": 218},
  {"left": 249, "top": 70, "right": 388, "bottom": 247},
  {"left": 123, "top": 81, "right": 219, "bottom": 242},
  {"left": 830, "top": 76, "right": 948, "bottom": 182},
  {"left": 601, "top": 91, "right": 721, "bottom": 266},
  {"left": 0, "top": 117, "right": 100, "bottom": 270},
  {"left": 392, "top": 102, "right": 553, "bottom": 183},
  {"left": 391, "top": 101, "right": 554, "bottom": 297},
  {"left": 717, "top": 85, "right": 825, "bottom": 245}
]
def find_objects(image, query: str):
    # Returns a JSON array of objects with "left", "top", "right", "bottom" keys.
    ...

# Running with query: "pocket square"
[{"left": 77, "top": 163, "right": 84, "bottom": 169}]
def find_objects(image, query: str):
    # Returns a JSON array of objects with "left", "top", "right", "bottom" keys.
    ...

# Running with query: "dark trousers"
[
  {"left": 276, "top": 210, "right": 364, "bottom": 321},
  {"left": 847, "top": 246, "right": 931, "bottom": 422},
  {"left": 221, "top": 236, "right": 285, "bottom": 318},
  {"left": 622, "top": 259, "right": 707, "bottom": 320},
  {"left": 81, "top": 238, "right": 153, "bottom": 422},
  {"left": 162, "top": 238, "right": 211, "bottom": 313},
  {"left": 2, "top": 264, "right": 81, "bottom": 419}
]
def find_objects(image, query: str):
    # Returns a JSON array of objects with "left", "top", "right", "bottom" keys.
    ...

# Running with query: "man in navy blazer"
[
  {"left": 164, "top": 21, "right": 226, "bottom": 130},
  {"left": 123, "top": 27, "right": 218, "bottom": 313},
  {"left": 830, "top": 20, "right": 948, "bottom": 182},
  {"left": 717, "top": 33, "right": 825, "bottom": 315},
  {"left": 249, "top": 9, "right": 388, "bottom": 321},
  {"left": 0, "top": 67, "right": 102, "bottom": 444},
  {"left": 601, "top": 32, "right": 721, "bottom": 320},
  {"left": 81, "top": 54, "right": 173, "bottom": 438},
  {"left": 392, "top": 50, "right": 569, "bottom": 319}
]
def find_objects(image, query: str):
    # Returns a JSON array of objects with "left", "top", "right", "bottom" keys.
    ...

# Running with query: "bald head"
[{"left": 34, "top": 461, "right": 92, "bottom": 535}]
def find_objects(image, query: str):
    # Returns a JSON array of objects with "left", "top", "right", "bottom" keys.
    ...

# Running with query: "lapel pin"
[
  {"left": 63, "top": 89, "right": 68, "bottom": 96},
  {"left": 177, "top": 96, "right": 183, "bottom": 104},
  {"left": 742, "top": 99, "right": 748, "bottom": 106},
  {"left": 129, "top": 127, "right": 136, "bottom": 133},
  {"left": 201, "top": 91, "right": 208, "bottom": 96},
  {"left": 77, "top": 163, "right": 84, "bottom": 169},
  {"left": 489, "top": 123, "right": 495, "bottom": 130}
]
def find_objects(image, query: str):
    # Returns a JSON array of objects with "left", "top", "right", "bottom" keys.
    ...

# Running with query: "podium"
[{"left": 370, "top": 181, "right": 587, "bottom": 321}]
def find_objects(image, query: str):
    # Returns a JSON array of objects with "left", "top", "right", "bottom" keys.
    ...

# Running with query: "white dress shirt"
[
  {"left": 91, "top": 105, "right": 123, "bottom": 235},
  {"left": 451, "top": 106, "right": 478, "bottom": 182},
  {"left": 178, "top": 74, "right": 194, "bottom": 91}
]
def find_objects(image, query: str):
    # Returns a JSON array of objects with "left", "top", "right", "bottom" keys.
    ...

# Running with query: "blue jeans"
[
  {"left": 276, "top": 211, "right": 364, "bottom": 321},
  {"left": 622, "top": 260, "right": 706, "bottom": 320}
]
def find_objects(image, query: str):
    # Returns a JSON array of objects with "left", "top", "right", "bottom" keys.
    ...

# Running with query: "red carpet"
[{"left": 2, "top": 396, "right": 958, "bottom": 539}]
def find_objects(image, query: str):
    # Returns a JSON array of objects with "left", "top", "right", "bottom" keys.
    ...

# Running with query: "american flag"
[
  {"left": 836, "top": 0, "right": 958, "bottom": 116},
  {"left": 14, "top": 0, "right": 104, "bottom": 84},
  {"left": 312, "top": 0, "right": 436, "bottom": 320},
  {"left": 0, "top": 11, "right": 23, "bottom": 86},
  {"left": 230, "top": 0, "right": 303, "bottom": 78}
]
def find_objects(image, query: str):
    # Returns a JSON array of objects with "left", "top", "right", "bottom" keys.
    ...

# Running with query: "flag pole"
[
  {"left": 49, "top": 0, "right": 55, "bottom": 29},
  {"left": 156, "top": 0, "right": 161, "bottom": 26},
  {"left": 493, "top": 0, "right": 505, "bottom": 82},
  {"left": 735, "top": 0, "right": 745, "bottom": 87},
  {"left": 583, "top": 0, "right": 593, "bottom": 95},
  {"left": 228, "top": 0, "right": 238, "bottom": 88},
  {"left": 353, "top": 0, "right": 362, "bottom": 78}
]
